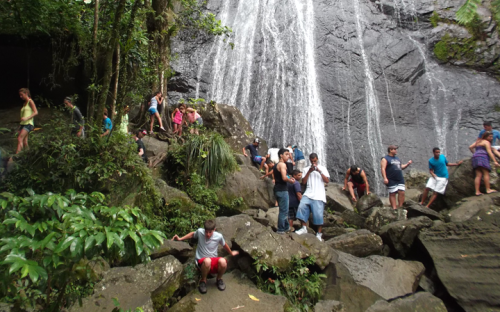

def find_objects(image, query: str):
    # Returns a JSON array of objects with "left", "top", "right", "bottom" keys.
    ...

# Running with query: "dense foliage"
[
  {"left": 456, "top": 0, "right": 500, "bottom": 25},
  {"left": 0, "top": 190, "right": 164, "bottom": 311}
]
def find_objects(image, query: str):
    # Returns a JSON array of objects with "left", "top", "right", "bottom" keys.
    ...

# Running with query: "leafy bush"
[
  {"left": 433, "top": 41, "right": 449, "bottom": 62},
  {"left": 3, "top": 112, "right": 161, "bottom": 212},
  {"left": 254, "top": 256, "right": 326, "bottom": 311},
  {"left": 0, "top": 190, "right": 165, "bottom": 310}
]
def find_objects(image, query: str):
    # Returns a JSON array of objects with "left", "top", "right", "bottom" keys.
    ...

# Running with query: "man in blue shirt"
[
  {"left": 292, "top": 145, "right": 306, "bottom": 172},
  {"left": 420, "top": 147, "right": 463, "bottom": 208},
  {"left": 242, "top": 138, "right": 267, "bottom": 172},
  {"left": 478, "top": 121, "right": 500, "bottom": 150}
]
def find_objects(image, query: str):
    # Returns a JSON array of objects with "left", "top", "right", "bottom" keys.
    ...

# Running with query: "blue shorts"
[
  {"left": 148, "top": 107, "right": 157, "bottom": 115},
  {"left": 253, "top": 156, "right": 263, "bottom": 164},
  {"left": 193, "top": 117, "right": 203, "bottom": 128},
  {"left": 19, "top": 124, "right": 34, "bottom": 133},
  {"left": 296, "top": 196, "right": 324, "bottom": 226}
]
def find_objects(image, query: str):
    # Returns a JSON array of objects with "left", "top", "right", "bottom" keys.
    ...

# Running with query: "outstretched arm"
[
  {"left": 171, "top": 232, "right": 195, "bottom": 241},
  {"left": 447, "top": 160, "right": 463, "bottom": 166},
  {"left": 223, "top": 243, "right": 239, "bottom": 256},
  {"left": 401, "top": 160, "right": 413, "bottom": 170}
]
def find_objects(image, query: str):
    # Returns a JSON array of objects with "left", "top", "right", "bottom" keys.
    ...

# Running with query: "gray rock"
[
  {"left": 365, "top": 292, "right": 447, "bottom": 312},
  {"left": 151, "top": 240, "right": 194, "bottom": 262},
  {"left": 325, "top": 229, "right": 383, "bottom": 257},
  {"left": 70, "top": 256, "right": 183, "bottom": 312},
  {"left": 169, "top": 270, "right": 289, "bottom": 312},
  {"left": 264, "top": 207, "right": 279, "bottom": 229},
  {"left": 418, "top": 218, "right": 500, "bottom": 312},
  {"left": 341, "top": 210, "right": 366, "bottom": 229},
  {"left": 365, "top": 207, "right": 407, "bottom": 232},
  {"left": 356, "top": 193, "right": 383, "bottom": 217},
  {"left": 404, "top": 188, "right": 423, "bottom": 203},
  {"left": 449, "top": 192, "right": 500, "bottom": 223},
  {"left": 314, "top": 300, "right": 345, "bottom": 312},
  {"left": 155, "top": 179, "right": 195, "bottom": 210},
  {"left": 404, "top": 170, "right": 430, "bottom": 190},
  {"left": 403, "top": 200, "right": 443, "bottom": 221},
  {"left": 142, "top": 136, "right": 168, "bottom": 158},
  {"left": 321, "top": 226, "right": 349, "bottom": 240},
  {"left": 378, "top": 216, "right": 433, "bottom": 257},
  {"left": 325, "top": 184, "right": 354, "bottom": 212},
  {"left": 289, "top": 233, "right": 335, "bottom": 269}
]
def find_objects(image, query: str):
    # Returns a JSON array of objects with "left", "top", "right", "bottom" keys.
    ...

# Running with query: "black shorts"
[
  {"left": 19, "top": 124, "right": 34, "bottom": 133},
  {"left": 286, "top": 162, "right": 293, "bottom": 175},
  {"left": 288, "top": 206, "right": 298, "bottom": 220}
]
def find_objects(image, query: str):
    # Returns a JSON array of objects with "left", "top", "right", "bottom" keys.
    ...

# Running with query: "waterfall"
[
  {"left": 206, "top": 0, "right": 326, "bottom": 161},
  {"left": 353, "top": 0, "right": 385, "bottom": 193}
]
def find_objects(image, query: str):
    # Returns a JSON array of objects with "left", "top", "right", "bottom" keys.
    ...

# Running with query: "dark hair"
[
  {"left": 64, "top": 96, "right": 72, "bottom": 103},
  {"left": 350, "top": 165, "right": 358, "bottom": 173},
  {"left": 19, "top": 88, "right": 31, "bottom": 98},
  {"left": 103, "top": 108, "right": 108, "bottom": 116},
  {"left": 278, "top": 148, "right": 289, "bottom": 159},
  {"left": 154, "top": 91, "right": 161, "bottom": 96},
  {"left": 178, "top": 103, "right": 186, "bottom": 109},
  {"left": 484, "top": 121, "right": 492, "bottom": 127},
  {"left": 136, "top": 129, "right": 144, "bottom": 137},
  {"left": 432, "top": 147, "right": 440, "bottom": 153},
  {"left": 481, "top": 131, "right": 493, "bottom": 140},
  {"left": 291, "top": 169, "right": 301, "bottom": 176},
  {"left": 309, "top": 153, "right": 318, "bottom": 160},
  {"left": 204, "top": 219, "right": 216, "bottom": 231}
]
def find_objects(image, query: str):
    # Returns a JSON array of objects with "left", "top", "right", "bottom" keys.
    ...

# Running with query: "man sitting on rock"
[
  {"left": 171, "top": 220, "right": 239, "bottom": 294},
  {"left": 420, "top": 147, "right": 463, "bottom": 208},
  {"left": 342, "top": 165, "right": 370, "bottom": 202},
  {"left": 295, "top": 153, "right": 330, "bottom": 241},
  {"left": 243, "top": 138, "right": 268, "bottom": 173}
]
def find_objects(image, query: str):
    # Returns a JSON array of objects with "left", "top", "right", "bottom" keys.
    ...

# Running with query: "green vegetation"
[
  {"left": 0, "top": 190, "right": 164, "bottom": 311},
  {"left": 433, "top": 40, "right": 450, "bottom": 62},
  {"left": 430, "top": 11, "right": 440, "bottom": 27},
  {"left": 254, "top": 256, "right": 326, "bottom": 312}
]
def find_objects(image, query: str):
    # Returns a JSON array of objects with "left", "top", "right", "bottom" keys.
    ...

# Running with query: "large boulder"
[
  {"left": 314, "top": 300, "right": 345, "bottom": 312},
  {"left": 404, "top": 169, "right": 430, "bottom": 190},
  {"left": 217, "top": 154, "right": 274, "bottom": 212},
  {"left": 289, "top": 233, "right": 335, "bottom": 269},
  {"left": 404, "top": 188, "right": 423, "bottom": 202},
  {"left": 403, "top": 200, "right": 443, "bottom": 221},
  {"left": 325, "top": 229, "right": 383, "bottom": 257},
  {"left": 364, "top": 207, "right": 407, "bottom": 232},
  {"left": 341, "top": 210, "right": 366, "bottom": 229},
  {"left": 356, "top": 193, "right": 383, "bottom": 217},
  {"left": 444, "top": 158, "right": 500, "bottom": 206},
  {"left": 449, "top": 192, "right": 500, "bottom": 223},
  {"left": 150, "top": 240, "right": 194, "bottom": 262},
  {"left": 365, "top": 292, "right": 447, "bottom": 312},
  {"left": 70, "top": 256, "right": 183, "bottom": 312},
  {"left": 155, "top": 179, "right": 196, "bottom": 210},
  {"left": 142, "top": 136, "right": 169, "bottom": 158},
  {"left": 168, "top": 270, "right": 289, "bottom": 312},
  {"left": 325, "top": 184, "right": 354, "bottom": 212},
  {"left": 378, "top": 216, "right": 434, "bottom": 257},
  {"left": 418, "top": 217, "right": 500, "bottom": 312}
]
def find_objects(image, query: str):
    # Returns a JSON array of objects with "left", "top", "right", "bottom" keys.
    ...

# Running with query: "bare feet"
[{"left": 486, "top": 189, "right": 498, "bottom": 194}]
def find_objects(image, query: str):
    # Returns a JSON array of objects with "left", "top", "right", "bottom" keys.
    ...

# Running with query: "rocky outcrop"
[
  {"left": 403, "top": 200, "right": 443, "bottom": 221},
  {"left": 325, "top": 184, "right": 354, "bottom": 212},
  {"left": 356, "top": 193, "right": 383, "bottom": 217},
  {"left": 314, "top": 300, "right": 345, "bottom": 312},
  {"left": 449, "top": 192, "right": 500, "bottom": 222},
  {"left": 365, "top": 292, "right": 447, "bottom": 312},
  {"left": 155, "top": 179, "right": 196, "bottom": 210},
  {"left": 325, "top": 229, "right": 383, "bottom": 257},
  {"left": 364, "top": 207, "right": 407, "bottom": 232},
  {"left": 418, "top": 217, "right": 500, "bottom": 312},
  {"left": 168, "top": 270, "right": 289, "bottom": 312},
  {"left": 70, "top": 256, "right": 183, "bottom": 312},
  {"left": 404, "top": 170, "right": 430, "bottom": 190},
  {"left": 142, "top": 136, "right": 169, "bottom": 158},
  {"left": 378, "top": 216, "right": 434, "bottom": 257},
  {"left": 150, "top": 240, "right": 194, "bottom": 262}
]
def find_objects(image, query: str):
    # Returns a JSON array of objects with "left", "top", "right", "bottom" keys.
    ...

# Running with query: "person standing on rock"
[
  {"left": 134, "top": 129, "right": 148, "bottom": 163},
  {"left": 64, "top": 97, "right": 84, "bottom": 138},
  {"left": 381, "top": 145, "right": 412, "bottom": 210},
  {"left": 478, "top": 121, "right": 500, "bottom": 150},
  {"left": 243, "top": 138, "right": 268, "bottom": 173},
  {"left": 420, "top": 147, "right": 463, "bottom": 207},
  {"left": 292, "top": 145, "right": 306, "bottom": 172},
  {"left": 295, "top": 153, "right": 330, "bottom": 241},
  {"left": 288, "top": 169, "right": 303, "bottom": 231},
  {"left": 148, "top": 91, "right": 166, "bottom": 134},
  {"left": 171, "top": 219, "right": 239, "bottom": 294},
  {"left": 274, "top": 148, "right": 296, "bottom": 234},
  {"left": 469, "top": 131, "right": 500, "bottom": 195},
  {"left": 342, "top": 165, "right": 370, "bottom": 202}
]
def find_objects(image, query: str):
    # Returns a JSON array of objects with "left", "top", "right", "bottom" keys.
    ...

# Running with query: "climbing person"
[
  {"left": 381, "top": 145, "right": 412, "bottom": 210},
  {"left": 274, "top": 148, "right": 296, "bottom": 234},
  {"left": 268, "top": 144, "right": 280, "bottom": 164},
  {"left": 242, "top": 138, "right": 268, "bottom": 173},
  {"left": 16, "top": 88, "right": 38, "bottom": 154},
  {"left": 469, "top": 131, "right": 500, "bottom": 195},
  {"left": 292, "top": 145, "right": 306, "bottom": 172},
  {"left": 478, "top": 121, "right": 500, "bottom": 150},
  {"left": 101, "top": 108, "right": 112, "bottom": 137},
  {"left": 420, "top": 147, "right": 463, "bottom": 207},
  {"left": 171, "top": 219, "right": 239, "bottom": 294},
  {"left": 64, "top": 96, "right": 84, "bottom": 138},
  {"left": 134, "top": 129, "right": 148, "bottom": 163},
  {"left": 119, "top": 105, "right": 130, "bottom": 135},
  {"left": 148, "top": 91, "right": 166, "bottom": 134},
  {"left": 342, "top": 165, "right": 370, "bottom": 202},
  {"left": 171, "top": 103, "right": 187, "bottom": 136},
  {"left": 260, "top": 160, "right": 278, "bottom": 207},
  {"left": 286, "top": 144, "right": 295, "bottom": 175},
  {"left": 288, "top": 169, "right": 303, "bottom": 232},
  {"left": 186, "top": 106, "right": 203, "bottom": 135},
  {"left": 295, "top": 153, "right": 330, "bottom": 241}
]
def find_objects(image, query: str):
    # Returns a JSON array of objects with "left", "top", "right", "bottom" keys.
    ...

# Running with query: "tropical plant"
[
  {"left": 254, "top": 256, "right": 326, "bottom": 312},
  {"left": 455, "top": 0, "right": 500, "bottom": 26},
  {"left": 0, "top": 190, "right": 165, "bottom": 310}
]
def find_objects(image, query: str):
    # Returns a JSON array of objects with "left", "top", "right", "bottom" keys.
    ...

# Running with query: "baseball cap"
[
  {"left": 141, "top": 129, "right": 147, "bottom": 135},
  {"left": 388, "top": 145, "right": 398, "bottom": 150},
  {"left": 253, "top": 138, "right": 260, "bottom": 144},
  {"left": 292, "top": 145, "right": 297, "bottom": 149}
]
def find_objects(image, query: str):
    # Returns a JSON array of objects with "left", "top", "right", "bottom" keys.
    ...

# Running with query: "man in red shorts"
[
  {"left": 342, "top": 165, "right": 370, "bottom": 202},
  {"left": 172, "top": 219, "right": 239, "bottom": 294}
]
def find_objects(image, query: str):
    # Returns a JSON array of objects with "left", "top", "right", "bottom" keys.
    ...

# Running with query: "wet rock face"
[{"left": 169, "top": 0, "right": 500, "bottom": 194}]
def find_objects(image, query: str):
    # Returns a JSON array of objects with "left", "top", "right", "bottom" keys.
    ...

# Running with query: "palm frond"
[{"left": 456, "top": 0, "right": 482, "bottom": 25}]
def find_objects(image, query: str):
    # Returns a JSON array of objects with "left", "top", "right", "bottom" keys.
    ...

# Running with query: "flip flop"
[
  {"left": 476, "top": 193, "right": 483, "bottom": 196},
  {"left": 487, "top": 190, "right": 498, "bottom": 194}
]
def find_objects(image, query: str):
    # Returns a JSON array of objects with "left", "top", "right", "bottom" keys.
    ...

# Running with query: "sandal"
[{"left": 487, "top": 190, "right": 498, "bottom": 194}]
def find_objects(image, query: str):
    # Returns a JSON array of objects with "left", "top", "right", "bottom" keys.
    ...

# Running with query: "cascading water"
[
  {"left": 201, "top": 0, "right": 326, "bottom": 161},
  {"left": 353, "top": 0, "right": 385, "bottom": 193}
]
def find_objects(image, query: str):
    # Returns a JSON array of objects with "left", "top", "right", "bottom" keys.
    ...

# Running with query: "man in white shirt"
[{"left": 295, "top": 153, "right": 330, "bottom": 241}]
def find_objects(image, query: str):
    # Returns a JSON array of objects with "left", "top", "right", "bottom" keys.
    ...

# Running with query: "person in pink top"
[
  {"left": 186, "top": 107, "right": 203, "bottom": 135},
  {"left": 171, "top": 103, "right": 187, "bottom": 136}
]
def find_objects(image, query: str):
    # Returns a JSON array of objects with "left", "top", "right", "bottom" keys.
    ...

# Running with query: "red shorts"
[
  {"left": 350, "top": 180, "right": 366, "bottom": 195},
  {"left": 197, "top": 257, "right": 222, "bottom": 274}
]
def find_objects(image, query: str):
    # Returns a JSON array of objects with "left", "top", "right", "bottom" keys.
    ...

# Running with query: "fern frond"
[{"left": 456, "top": 0, "right": 482, "bottom": 25}]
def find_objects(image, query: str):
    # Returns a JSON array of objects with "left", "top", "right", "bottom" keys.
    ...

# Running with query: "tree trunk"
[
  {"left": 93, "top": 0, "right": 127, "bottom": 126},
  {"left": 87, "top": 0, "right": 99, "bottom": 121},
  {"left": 110, "top": 43, "right": 120, "bottom": 120}
]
